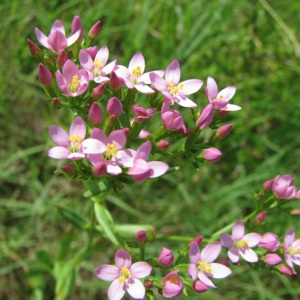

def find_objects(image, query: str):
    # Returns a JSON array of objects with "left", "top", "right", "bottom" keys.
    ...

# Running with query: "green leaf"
[{"left": 83, "top": 180, "right": 111, "bottom": 198}]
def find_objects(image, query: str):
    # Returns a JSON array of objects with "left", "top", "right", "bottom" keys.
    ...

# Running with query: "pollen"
[
  {"left": 167, "top": 275, "right": 179, "bottom": 284},
  {"left": 118, "top": 266, "right": 131, "bottom": 283},
  {"left": 132, "top": 66, "right": 142, "bottom": 77},
  {"left": 69, "top": 75, "right": 81, "bottom": 92},
  {"left": 197, "top": 261, "right": 212, "bottom": 274},
  {"left": 167, "top": 82, "right": 182, "bottom": 96},
  {"left": 93, "top": 59, "right": 103, "bottom": 76},
  {"left": 104, "top": 142, "right": 118, "bottom": 159},
  {"left": 69, "top": 135, "right": 83, "bottom": 152}
]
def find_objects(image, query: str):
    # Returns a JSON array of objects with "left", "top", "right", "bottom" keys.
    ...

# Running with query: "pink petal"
[
  {"left": 116, "top": 149, "right": 135, "bottom": 167},
  {"left": 49, "top": 125, "right": 69, "bottom": 147},
  {"left": 126, "top": 278, "right": 146, "bottom": 299},
  {"left": 134, "top": 83, "right": 155, "bottom": 94},
  {"left": 198, "top": 272, "right": 216, "bottom": 289},
  {"left": 232, "top": 220, "right": 245, "bottom": 241},
  {"left": 240, "top": 248, "right": 259, "bottom": 263},
  {"left": 225, "top": 103, "right": 242, "bottom": 111},
  {"left": 135, "top": 141, "right": 152, "bottom": 161},
  {"left": 165, "top": 59, "right": 180, "bottom": 85},
  {"left": 148, "top": 161, "right": 169, "bottom": 178},
  {"left": 244, "top": 233, "right": 262, "bottom": 247},
  {"left": 284, "top": 227, "right": 295, "bottom": 251},
  {"left": 102, "top": 60, "right": 117, "bottom": 75},
  {"left": 201, "top": 242, "right": 222, "bottom": 263},
  {"left": 106, "top": 161, "right": 122, "bottom": 175},
  {"left": 206, "top": 76, "right": 218, "bottom": 100},
  {"left": 228, "top": 247, "right": 240, "bottom": 263},
  {"left": 68, "top": 152, "right": 85, "bottom": 160},
  {"left": 115, "top": 248, "right": 131, "bottom": 268},
  {"left": 218, "top": 86, "right": 236, "bottom": 102},
  {"left": 82, "top": 138, "right": 106, "bottom": 154},
  {"left": 35, "top": 27, "right": 49, "bottom": 48},
  {"left": 139, "top": 70, "right": 164, "bottom": 84},
  {"left": 48, "top": 31, "right": 67, "bottom": 53},
  {"left": 79, "top": 50, "right": 94, "bottom": 71},
  {"left": 128, "top": 52, "right": 145, "bottom": 74},
  {"left": 95, "top": 45, "right": 109, "bottom": 65},
  {"left": 48, "top": 146, "right": 70, "bottom": 159},
  {"left": 220, "top": 233, "right": 234, "bottom": 248},
  {"left": 128, "top": 159, "right": 149, "bottom": 175},
  {"left": 51, "top": 20, "right": 65, "bottom": 34},
  {"left": 189, "top": 241, "right": 201, "bottom": 264},
  {"left": 210, "top": 263, "right": 232, "bottom": 279},
  {"left": 108, "top": 130, "right": 126, "bottom": 149},
  {"left": 70, "top": 116, "right": 86, "bottom": 138},
  {"left": 173, "top": 95, "right": 197, "bottom": 108},
  {"left": 188, "top": 263, "right": 198, "bottom": 280},
  {"left": 94, "top": 264, "right": 119, "bottom": 281},
  {"left": 149, "top": 72, "right": 168, "bottom": 91},
  {"left": 108, "top": 280, "right": 126, "bottom": 300},
  {"left": 130, "top": 262, "right": 152, "bottom": 278},
  {"left": 91, "top": 128, "right": 108, "bottom": 144},
  {"left": 180, "top": 79, "right": 203, "bottom": 95},
  {"left": 66, "top": 30, "right": 80, "bottom": 47},
  {"left": 55, "top": 70, "right": 69, "bottom": 95}
]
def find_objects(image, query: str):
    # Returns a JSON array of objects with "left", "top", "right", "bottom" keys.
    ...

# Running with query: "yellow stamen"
[
  {"left": 69, "top": 75, "right": 81, "bottom": 92},
  {"left": 69, "top": 135, "right": 83, "bottom": 152},
  {"left": 235, "top": 239, "right": 248, "bottom": 250},
  {"left": 132, "top": 66, "right": 142, "bottom": 77},
  {"left": 104, "top": 142, "right": 118, "bottom": 159},
  {"left": 197, "top": 261, "right": 212, "bottom": 274},
  {"left": 214, "top": 95, "right": 223, "bottom": 102},
  {"left": 93, "top": 60, "right": 103, "bottom": 76},
  {"left": 167, "top": 82, "right": 184, "bottom": 96},
  {"left": 118, "top": 266, "right": 131, "bottom": 283},
  {"left": 167, "top": 275, "right": 179, "bottom": 284},
  {"left": 288, "top": 246, "right": 300, "bottom": 255}
]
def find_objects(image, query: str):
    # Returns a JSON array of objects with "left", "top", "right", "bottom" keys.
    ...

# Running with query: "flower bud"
[
  {"left": 56, "top": 50, "right": 68, "bottom": 68},
  {"left": 93, "top": 162, "right": 107, "bottom": 177},
  {"left": 38, "top": 63, "right": 52, "bottom": 86},
  {"left": 193, "top": 280, "right": 208, "bottom": 293},
  {"left": 27, "top": 39, "right": 41, "bottom": 56},
  {"left": 62, "top": 164, "right": 75, "bottom": 174},
  {"left": 72, "top": 16, "right": 83, "bottom": 40},
  {"left": 190, "top": 236, "right": 204, "bottom": 246},
  {"left": 144, "top": 280, "right": 153, "bottom": 289},
  {"left": 107, "top": 97, "right": 122, "bottom": 117},
  {"left": 278, "top": 265, "right": 294, "bottom": 276},
  {"left": 264, "top": 254, "right": 282, "bottom": 266},
  {"left": 263, "top": 179, "right": 274, "bottom": 191},
  {"left": 110, "top": 71, "right": 122, "bottom": 90},
  {"left": 196, "top": 103, "right": 214, "bottom": 129},
  {"left": 259, "top": 232, "right": 280, "bottom": 251},
  {"left": 88, "top": 20, "right": 101, "bottom": 39},
  {"left": 88, "top": 102, "right": 103, "bottom": 124},
  {"left": 291, "top": 209, "right": 300, "bottom": 215},
  {"left": 52, "top": 97, "right": 60, "bottom": 106},
  {"left": 135, "top": 230, "right": 147, "bottom": 243},
  {"left": 203, "top": 147, "right": 222, "bottom": 163},
  {"left": 138, "top": 130, "right": 150, "bottom": 139},
  {"left": 157, "top": 140, "right": 169, "bottom": 150},
  {"left": 157, "top": 247, "right": 174, "bottom": 267},
  {"left": 256, "top": 211, "right": 267, "bottom": 223},
  {"left": 217, "top": 124, "right": 232, "bottom": 138},
  {"left": 92, "top": 83, "right": 105, "bottom": 99}
]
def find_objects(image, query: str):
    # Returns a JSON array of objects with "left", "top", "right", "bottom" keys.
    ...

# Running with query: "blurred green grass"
[{"left": 1, "top": 0, "right": 300, "bottom": 299}]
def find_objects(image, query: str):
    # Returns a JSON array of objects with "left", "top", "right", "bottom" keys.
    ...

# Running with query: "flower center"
[
  {"left": 287, "top": 246, "right": 300, "bottom": 256},
  {"left": 197, "top": 261, "right": 212, "bottom": 274},
  {"left": 69, "top": 135, "right": 83, "bottom": 152},
  {"left": 167, "top": 275, "right": 179, "bottom": 285},
  {"left": 118, "top": 266, "right": 131, "bottom": 283},
  {"left": 104, "top": 142, "right": 118, "bottom": 160},
  {"left": 69, "top": 75, "right": 81, "bottom": 93},
  {"left": 235, "top": 239, "right": 248, "bottom": 251},
  {"left": 130, "top": 66, "right": 142, "bottom": 84},
  {"left": 214, "top": 95, "right": 223, "bottom": 102},
  {"left": 93, "top": 59, "right": 103, "bottom": 77},
  {"left": 167, "top": 83, "right": 184, "bottom": 96}
]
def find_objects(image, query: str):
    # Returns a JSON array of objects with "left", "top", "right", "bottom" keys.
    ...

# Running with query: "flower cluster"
[
  {"left": 29, "top": 16, "right": 240, "bottom": 189},
  {"left": 94, "top": 221, "right": 300, "bottom": 299}
]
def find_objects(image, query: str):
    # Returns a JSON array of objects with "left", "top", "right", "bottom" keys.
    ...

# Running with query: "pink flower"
[
  {"left": 35, "top": 20, "right": 80, "bottom": 53},
  {"left": 48, "top": 116, "right": 100, "bottom": 160},
  {"left": 264, "top": 253, "right": 282, "bottom": 266},
  {"left": 94, "top": 248, "right": 152, "bottom": 300},
  {"left": 114, "top": 52, "right": 164, "bottom": 94},
  {"left": 87, "top": 128, "right": 132, "bottom": 175},
  {"left": 131, "top": 106, "right": 157, "bottom": 122},
  {"left": 188, "top": 241, "right": 232, "bottom": 289},
  {"left": 220, "top": 220, "right": 262, "bottom": 263},
  {"left": 272, "top": 174, "right": 297, "bottom": 199},
  {"left": 127, "top": 141, "right": 169, "bottom": 182},
  {"left": 79, "top": 46, "right": 116, "bottom": 83},
  {"left": 157, "top": 248, "right": 174, "bottom": 267},
  {"left": 162, "top": 270, "right": 184, "bottom": 298},
  {"left": 205, "top": 76, "right": 241, "bottom": 111},
  {"left": 258, "top": 232, "right": 280, "bottom": 252},
  {"left": 56, "top": 60, "right": 89, "bottom": 97},
  {"left": 284, "top": 227, "right": 300, "bottom": 270},
  {"left": 150, "top": 59, "right": 203, "bottom": 107}
]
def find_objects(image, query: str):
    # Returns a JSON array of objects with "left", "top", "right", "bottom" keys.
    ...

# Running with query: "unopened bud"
[
  {"left": 196, "top": 103, "right": 214, "bottom": 129},
  {"left": 190, "top": 236, "right": 204, "bottom": 246},
  {"left": 27, "top": 39, "right": 41, "bottom": 56},
  {"left": 135, "top": 230, "right": 147, "bottom": 243},
  {"left": 92, "top": 83, "right": 105, "bottom": 99},
  {"left": 38, "top": 63, "right": 52, "bottom": 86},
  {"left": 52, "top": 97, "right": 60, "bottom": 106},
  {"left": 278, "top": 265, "right": 294, "bottom": 276},
  {"left": 203, "top": 147, "right": 222, "bottom": 163},
  {"left": 89, "top": 102, "right": 103, "bottom": 124},
  {"left": 144, "top": 280, "right": 153, "bottom": 289},
  {"left": 56, "top": 50, "right": 68, "bottom": 68},
  {"left": 62, "top": 164, "right": 75, "bottom": 174},
  {"left": 157, "top": 247, "right": 174, "bottom": 267},
  {"left": 217, "top": 124, "right": 232, "bottom": 138},
  {"left": 93, "top": 162, "right": 107, "bottom": 177},
  {"left": 263, "top": 179, "right": 274, "bottom": 191},
  {"left": 157, "top": 140, "right": 169, "bottom": 150},
  {"left": 256, "top": 211, "right": 267, "bottom": 223},
  {"left": 107, "top": 97, "right": 122, "bottom": 117},
  {"left": 264, "top": 254, "right": 282, "bottom": 266},
  {"left": 88, "top": 20, "right": 101, "bottom": 39},
  {"left": 72, "top": 16, "right": 83, "bottom": 40},
  {"left": 193, "top": 280, "right": 208, "bottom": 293},
  {"left": 110, "top": 71, "right": 122, "bottom": 90}
]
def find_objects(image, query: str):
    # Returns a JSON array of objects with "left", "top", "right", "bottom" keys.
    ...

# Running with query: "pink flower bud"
[
  {"left": 157, "top": 140, "right": 169, "bottom": 150},
  {"left": 122, "top": 128, "right": 130, "bottom": 136},
  {"left": 279, "top": 265, "right": 294, "bottom": 276},
  {"left": 135, "top": 230, "right": 147, "bottom": 243},
  {"left": 93, "top": 162, "right": 107, "bottom": 177},
  {"left": 193, "top": 280, "right": 208, "bottom": 293},
  {"left": 157, "top": 247, "right": 174, "bottom": 267},
  {"left": 203, "top": 147, "right": 222, "bottom": 163},
  {"left": 263, "top": 179, "right": 274, "bottom": 191},
  {"left": 256, "top": 211, "right": 267, "bottom": 223},
  {"left": 110, "top": 71, "right": 122, "bottom": 90},
  {"left": 52, "top": 97, "right": 60, "bottom": 106},
  {"left": 144, "top": 280, "right": 153, "bottom": 289},
  {"left": 291, "top": 209, "right": 300, "bottom": 215},
  {"left": 138, "top": 130, "right": 150, "bottom": 138},
  {"left": 196, "top": 103, "right": 214, "bottom": 129},
  {"left": 88, "top": 102, "right": 103, "bottom": 124},
  {"left": 62, "top": 164, "right": 75, "bottom": 174},
  {"left": 264, "top": 254, "right": 282, "bottom": 266},
  {"left": 162, "top": 270, "right": 184, "bottom": 298},
  {"left": 107, "top": 97, "right": 122, "bottom": 117},
  {"left": 27, "top": 39, "right": 41, "bottom": 56},
  {"left": 56, "top": 50, "right": 68, "bottom": 68},
  {"left": 92, "top": 83, "right": 105, "bottom": 99},
  {"left": 38, "top": 63, "right": 52, "bottom": 86},
  {"left": 88, "top": 20, "right": 101, "bottom": 39},
  {"left": 190, "top": 236, "right": 204, "bottom": 246},
  {"left": 72, "top": 16, "right": 83, "bottom": 40},
  {"left": 259, "top": 232, "right": 280, "bottom": 251},
  {"left": 217, "top": 124, "right": 232, "bottom": 138}
]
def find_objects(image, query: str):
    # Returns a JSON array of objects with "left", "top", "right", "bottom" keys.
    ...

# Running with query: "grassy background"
[{"left": 1, "top": 0, "right": 300, "bottom": 299}]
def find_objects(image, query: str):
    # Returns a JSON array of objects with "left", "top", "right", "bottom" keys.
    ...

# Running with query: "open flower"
[
  {"left": 79, "top": 46, "right": 116, "bottom": 83},
  {"left": 94, "top": 248, "right": 152, "bottom": 300},
  {"left": 284, "top": 227, "right": 300, "bottom": 270},
  {"left": 35, "top": 19, "right": 80, "bottom": 53},
  {"left": 220, "top": 220, "right": 261, "bottom": 263},
  {"left": 114, "top": 52, "right": 164, "bottom": 94},
  {"left": 48, "top": 116, "right": 100, "bottom": 160},
  {"left": 188, "top": 241, "right": 232, "bottom": 289},
  {"left": 205, "top": 76, "right": 241, "bottom": 111},
  {"left": 150, "top": 59, "right": 203, "bottom": 107},
  {"left": 272, "top": 174, "right": 297, "bottom": 199},
  {"left": 56, "top": 60, "right": 89, "bottom": 97},
  {"left": 162, "top": 270, "right": 184, "bottom": 298}
]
